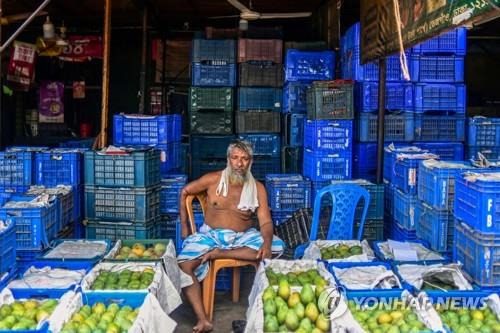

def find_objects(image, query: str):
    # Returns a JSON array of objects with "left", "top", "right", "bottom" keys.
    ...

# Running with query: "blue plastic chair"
[{"left": 294, "top": 184, "right": 371, "bottom": 258}]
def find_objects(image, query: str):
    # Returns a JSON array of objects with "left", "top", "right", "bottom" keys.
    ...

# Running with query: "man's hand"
[{"left": 256, "top": 242, "right": 272, "bottom": 260}]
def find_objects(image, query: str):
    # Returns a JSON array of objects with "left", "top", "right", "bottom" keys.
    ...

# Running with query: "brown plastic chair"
[{"left": 185, "top": 193, "right": 259, "bottom": 321}]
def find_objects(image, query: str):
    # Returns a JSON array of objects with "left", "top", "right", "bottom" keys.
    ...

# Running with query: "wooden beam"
[{"left": 99, "top": 0, "right": 112, "bottom": 148}]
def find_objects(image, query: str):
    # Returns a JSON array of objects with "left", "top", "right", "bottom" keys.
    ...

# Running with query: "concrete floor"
[{"left": 171, "top": 271, "right": 255, "bottom": 333}]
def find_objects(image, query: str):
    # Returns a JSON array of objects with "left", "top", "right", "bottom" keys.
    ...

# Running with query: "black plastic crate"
[
  {"left": 191, "top": 39, "right": 236, "bottom": 63},
  {"left": 236, "top": 110, "right": 280, "bottom": 134},
  {"left": 239, "top": 62, "right": 283, "bottom": 87},
  {"left": 190, "top": 135, "right": 235, "bottom": 159},
  {"left": 251, "top": 156, "right": 280, "bottom": 181},
  {"left": 414, "top": 113, "right": 465, "bottom": 142},
  {"left": 281, "top": 146, "right": 303, "bottom": 174},
  {"left": 189, "top": 87, "right": 234, "bottom": 112},
  {"left": 191, "top": 158, "right": 227, "bottom": 180},
  {"left": 190, "top": 108, "right": 233, "bottom": 134},
  {"left": 307, "top": 80, "right": 354, "bottom": 120},
  {"left": 189, "top": 87, "right": 234, "bottom": 135}
]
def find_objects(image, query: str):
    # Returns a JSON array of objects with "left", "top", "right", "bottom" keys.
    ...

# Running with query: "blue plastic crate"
[
  {"left": 454, "top": 221, "right": 500, "bottom": 287},
  {"left": 265, "top": 174, "right": 311, "bottom": 212},
  {"left": 393, "top": 189, "right": 418, "bottom": 231},
  {"left": 412, "top": 142, "right": 464, "bottom": 160},
  {"left": 151, "top": 214, "right": 177, "bottom": 240},
  {"left": 304, "top": 119, "right": 352, "bottom": 151},
  {"left": 284, "top": 49, "right": 335, "bottom": 82},
  {"left": 412, "top": 27, "right": 466, "bottom": 55},
  {"left": 35, "top": 150, "right": 82, "bottom": 186},
  {"left": 191, "top": 62, "right": 237, "bottom": 87},
  {"left": 84, "top": 148, "right": 160, "bottom": 187},
  {"left": 418, "top": 160, "right": 474, "bottom": 211},
  {"left": 85, "top": 219, "right": 156, "bottom": 241},
  {"left": 0, "top": 195, "right": 58, "bottom": 251},
  {"left": 73, "top": 185, "right": 83, "bottom": 222},
  {"left": 391, "top": 222, "right": 418, "bottom": 241},
  {"left": 113, "top": 114, "right": 177, "bottom": 145},
  {"left": 191, "top": 39, "right": 236, "bottom": 63},
  {"left": 283, "top": 82, "right": 310, "bottom": 113},
  {"left": 303, "top": 149, "right": 352, "bottom": 181},
  {"left": 16, "top": 249, "right": 44, "bottom": 272},
  {"left": 271, "top": 211, "right": 294, "bottom": 226},
  {"left": 160, "top": 175, "right": 187, "bottom": 214},
  {"left": 0, "top": 151, "right": 33, "bottom": 188},
  {"left": 352, "top": 142, "right": 377, "bottom": 182},
  {"left": 342, "top": 23, "right": 360, "bottom": 51},
  {"left": 190, "top": 135, "right": 235, "bottom": 159},
  {"left": 414, "top": 113, "right": 465, "bottom": 142},
  {"left": 393, "top": 152, "right": 437, "bottom": 194},
  {"left": 27, "top": 187, "right": 74, "bottom": 230},
  {"left": 466, "top": 146, "right": 500, "bottom": 161},
  {"left": 415, "top": 201, "right": 454, "bottom": 252},
  {"left": 59, "top": 139, "right": 95, "bottom": 149},
  {"left": 328, "top": 262, "right": 406, "bottom": 298},
  {"left": 85, "top": 185, "right": 160, "bottom": 222},
  {"left": 454, "top": 172, "right": 500, "bottom": 234},
  {"left": 355, "top": 81, "right": 414, "bottom": 113},
  {"left": 468, "top": 117, "right": 500, "bottom": 147},
  {"left": 410, "top": 55, "right": 464, "bottom": 82},
  {"left": 251, "top": 157, "right": 281, "bottom": 181},
  {"left": 341, "top": 47, "right": 411, "bottom": 81},
  {"left": 6, "top": 146, "right": 48, "bottom": 152},
  {"left": 357, "top": 111, "right": 414, "bottom": 142},
  {"left": 8, "top": 260, "right": 93, "bottom": 298},
  {"left": 158, "top": 142, "right": 182, "bottom": 175},
  {"left": 283, "top": 113, "right": 305, "bottom": 147},
  {"left": 414, "top": 83, "right": 466, "bottom": 114},
  {"left": 41, "top": 239, "right": 111, "bottom": 264},
  {"left": 0, "top": 221, "right": 16, "bottom": 277},
  {"left": 237, "top": 87, "right": 282, "bottom": 112},
  {"left": 383, "top": 145, "right": 423, "bottom": 182},
  {"left": 384, "top": 180, "right": 395, "bottom": 214},
  {"left": 238, "top": 134, "right": 280, "bottom": 157}
]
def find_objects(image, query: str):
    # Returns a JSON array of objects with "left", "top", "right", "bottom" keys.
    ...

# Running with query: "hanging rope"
[{"left": 392, "top": 0, "right": 411, "bottom": 81}]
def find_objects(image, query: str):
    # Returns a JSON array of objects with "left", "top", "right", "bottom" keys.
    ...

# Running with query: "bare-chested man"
[{"left": 177, "top": 140, "right": 285, "bottom": 332}]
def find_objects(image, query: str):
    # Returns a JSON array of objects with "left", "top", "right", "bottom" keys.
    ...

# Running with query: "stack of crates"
[
  {"left": 466, "top": 116, "right": 500, "bottom": 160},
  {"left": 84, "top": 147, "right": 162, "bottom": 241},
  {"left": 282, "top": 49, "right": 335, "bottom": 174},
  {"left": 237, "top": 38, "right": 283, "bottom": 180},
  {"left": 159, "top": 174, "right": 187, "bottom": 242},
  {"left": 34, "top": 148, "right": 86, "bottom": 237},
  {"left": 190, "top": 38, "right": 236, "bottom": 178},
  {"left": 416, "top": 159, "right": 476, "bottom": 255},
  {"left": 113, "top": 114, "right": 182, "bottom": 175},
  {"left": 341, "top": 22, "right": 415, "bottom": 181},
  {"left": 412, "top": 28, "right": 466, "bottom": 145},
  {"left": 453, "top": 171, "right": 500, "bottom": 288},
  {"left": 266, "top": 174, "right": 311, "bottom": 226}
]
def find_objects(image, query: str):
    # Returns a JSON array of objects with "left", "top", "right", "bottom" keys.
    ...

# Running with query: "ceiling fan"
[
  {"left": 0, "top": 11, "right": 48, "bottom": 25},
  {"left": 209, "top": 0, "right": 312, "bottom": 30}
]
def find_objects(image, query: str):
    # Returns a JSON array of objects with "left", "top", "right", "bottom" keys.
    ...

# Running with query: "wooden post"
[
  {"left": 99, "top": 0, "right": 111, "bottom": 148},
  {"left": 138, "top": 6, "right": 147, "bottom": 114}
]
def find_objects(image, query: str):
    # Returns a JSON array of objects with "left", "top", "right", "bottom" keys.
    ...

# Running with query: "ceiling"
[{"left": 1, "top": 0, "right": 329, "bottom": 30}]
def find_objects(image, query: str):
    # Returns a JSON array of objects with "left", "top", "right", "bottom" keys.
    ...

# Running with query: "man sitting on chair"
[{"left": 177, "top": 140, "right": 285, "bottom": 332}]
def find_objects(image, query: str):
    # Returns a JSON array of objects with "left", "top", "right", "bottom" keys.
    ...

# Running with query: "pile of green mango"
[
  {"left": 265, "top": 269, "right": 328, "bottom": 289},
  {"left": 320, "top": 244, "right": 363, "bottom": 260},
  {"left": 435, "top": 304, "right": 500, "bottom": 333},
  {"left": 421, "top": 279, "right": 456, "bottom": 291},
  {"left": 348, "top": 300, "right": 432, "bottom": 333},
  {"left": 262, "top": 280, "right": 330, "bottom": 333},
  {"left": 91, "top": 268, "right": 155, "bottom": 290},
  {"left": 0, "top": 299, "right": 57, "bottom": 330},
  {"left": 60, "top": 302, "right": 139, "bottom": 333}
]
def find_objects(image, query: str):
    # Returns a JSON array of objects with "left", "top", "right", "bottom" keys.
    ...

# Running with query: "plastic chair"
[
  {"left": 294, "top": 184, "right": 370, "bottom": 258},
  {"left": 185, "top": 193, "right": 259, "bottom": 321}
]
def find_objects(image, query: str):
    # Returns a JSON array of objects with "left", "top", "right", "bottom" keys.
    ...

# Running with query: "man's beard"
[{"left": 228, "top": 167, "right": 248, "bottom": 185}]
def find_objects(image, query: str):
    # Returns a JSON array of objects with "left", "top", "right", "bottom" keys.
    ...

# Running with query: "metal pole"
[
  {"left": 99, "top": 0, "right": 111, "bottom": 148},
  {"left": 376, "top": 58, "right": 386, "bottom": 184},
  {"left": 138, "top": 6, "right": 147, "bottom": 114},
  {"left": 0, "top": 0, "right": 52, "bottom": 53}
]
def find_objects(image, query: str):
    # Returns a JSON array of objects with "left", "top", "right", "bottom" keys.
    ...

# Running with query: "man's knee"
[{"left": 179, "top": 259, "right": 200, "bottom": 274}]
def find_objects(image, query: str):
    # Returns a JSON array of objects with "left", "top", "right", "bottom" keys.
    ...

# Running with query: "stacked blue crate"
[
  {"left": 416, "top": 160, "right": 477, "bottom": 254},
  {"left": 160, "top": 174, "right": 187, "bottom": 243},
  {"left": 84, "top": 145, "right": 162, "bottom": 241},
  {"left": 412, "top": 27, "right": 466, "bottom": 143},
  {"left": 265, "top": 174, "right": 311, "bottom": 227},
  {"left": 453, "top": 171, "right": 500, "bottom": 288},
  {"left": 466, "top": 116, "right": 500, "bottom": 160},
  {"left": 283, "top": 49, "right": 335, "bottom": 175}
]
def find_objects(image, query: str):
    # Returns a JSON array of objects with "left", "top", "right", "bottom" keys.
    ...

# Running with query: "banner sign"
[
  {"left": 60, "top": 35, "right": 103, "bottom": 62},
  {"left": 39, "top": 81, "right": 64, "bottom": 123},
  {"left": 361, "top": 0, "right": 500, "bottom": 63},
  {"left": 7, "top": 41, "right": 37, "bottom": 91}
]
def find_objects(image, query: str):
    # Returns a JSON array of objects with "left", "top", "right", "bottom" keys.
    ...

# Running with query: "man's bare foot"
[
  {"left": 193, "top": 319, "right": 213, "bottom": 333},
  {"left": 201, "top": 248, "right": 222, "bottom": 263}
]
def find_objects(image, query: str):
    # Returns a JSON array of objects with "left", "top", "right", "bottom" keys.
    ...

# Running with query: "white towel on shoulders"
[{"left": 215, "top": 167, "right": 259, "bottom": 212}]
